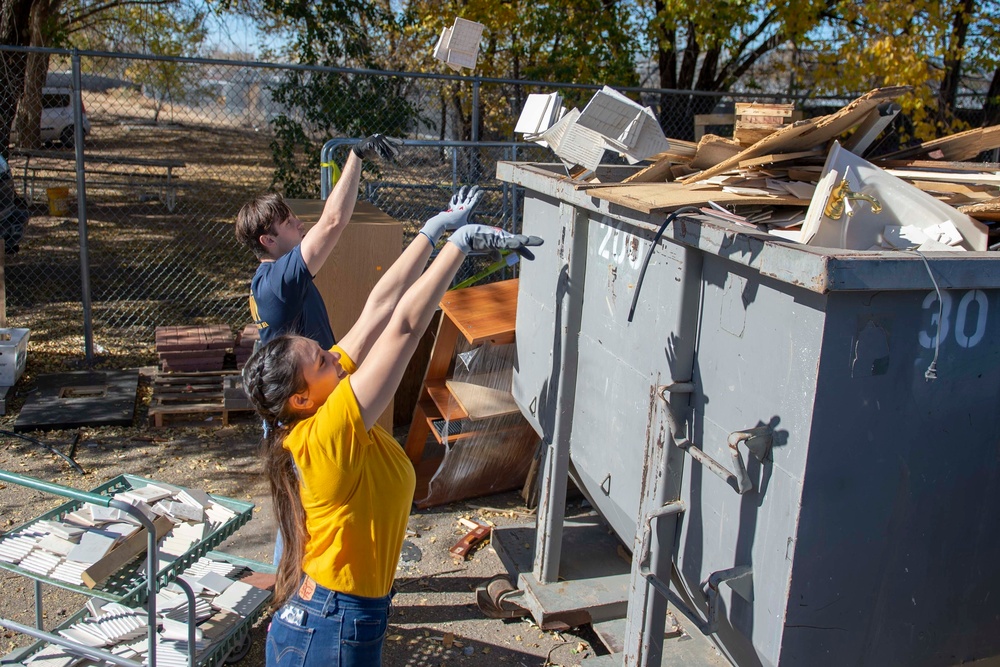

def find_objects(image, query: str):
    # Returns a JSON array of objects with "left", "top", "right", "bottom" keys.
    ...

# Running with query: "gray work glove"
[
  {"left": 352, "top": 134, "right": 402, "bottom": 162},
  {"left": 419, "top": 186, "right": 484, "bottom": 245},
  {"left": 447, "top": 224, "right": 544, "bottom": 261}
]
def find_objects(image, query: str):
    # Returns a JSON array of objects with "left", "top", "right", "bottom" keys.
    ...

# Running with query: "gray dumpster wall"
[{"left": 502, "top": 162, "right": 1000, "bottom": 667}]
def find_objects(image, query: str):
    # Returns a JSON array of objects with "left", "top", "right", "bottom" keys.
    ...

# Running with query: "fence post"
[
  {"left": 471, "top": 79, "right": 480, "bottom": 143},
  {"left": 72, "top": 50, "right": 94, "bottom": 364}
]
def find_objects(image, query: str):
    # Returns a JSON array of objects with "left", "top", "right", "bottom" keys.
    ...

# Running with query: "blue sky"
[{"left": 200, "top": 8, "right": 288, "bottom": 57}]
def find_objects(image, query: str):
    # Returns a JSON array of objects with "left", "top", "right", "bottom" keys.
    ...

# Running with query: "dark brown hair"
[
  {"left": 235, "top": 192, "right": 292, "bottom": 259},
  {"left": 241, "top": 334, "right": 309, "bottom": 607}
]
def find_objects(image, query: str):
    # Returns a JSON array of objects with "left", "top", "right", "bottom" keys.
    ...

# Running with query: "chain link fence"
[{"left": 0, "top": 45, "right": 988, "bottom": 361}]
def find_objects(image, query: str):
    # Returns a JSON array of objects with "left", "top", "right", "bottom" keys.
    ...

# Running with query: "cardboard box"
[
  {"left": 0, "top": 327, "right": 30, "bottom": 386},
  {"left": 286, "top": 200, "right": 403, "bottom": 432}
]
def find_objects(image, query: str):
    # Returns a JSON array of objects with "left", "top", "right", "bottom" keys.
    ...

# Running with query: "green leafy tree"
[
  {"left": 5, "top": 0, "right": 214, "bottom": 149},
  {"left": 399, "top": 0, "right": 640, "bottom": 139},
  {"left": 214, "top": 0, "right": 424, "bottom": 196},
  {"left": 638, "top": 0, "right": 837, "bottom": 138},
  {"left": 117, "top": 5, "right": 210, "bottom": 123},
  {"left": 802, "top": 0, "right": 1000, "bottom": 140}
]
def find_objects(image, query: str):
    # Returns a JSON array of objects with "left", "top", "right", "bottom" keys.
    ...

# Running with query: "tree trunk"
[
  {"left": 14, "top": 0, "right": 52, "bottom": 148},
  {"left": 937, "top": 0, "right": 976, "bottom": 133},
  {"left": 983, "top": 66, "right": 1000, "bottom": 127},
  {"left": 0, "top": 0, "right": 34, "bottom": 158}
]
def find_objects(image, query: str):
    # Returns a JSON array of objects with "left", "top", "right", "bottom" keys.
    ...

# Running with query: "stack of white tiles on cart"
[
  {"left": 20, "top": 555, "right": 270, "bottom": 667},
  {"left": 0, "top": 483, "right": 238, "bottom": 588}
]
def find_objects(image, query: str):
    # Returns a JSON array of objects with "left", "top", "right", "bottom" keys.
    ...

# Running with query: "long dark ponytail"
[{"left": 242, "top": 334, "right": 309, "bottom": 608}]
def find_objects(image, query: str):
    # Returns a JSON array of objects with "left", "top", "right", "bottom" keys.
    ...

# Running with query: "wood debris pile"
[{"left": 575, "top": 87, "right": 1000, "bottom": 252}]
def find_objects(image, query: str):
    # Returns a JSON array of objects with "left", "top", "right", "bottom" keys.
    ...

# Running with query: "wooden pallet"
[{"left": 148, "top": 371, "right": 253, "bottom": 427}]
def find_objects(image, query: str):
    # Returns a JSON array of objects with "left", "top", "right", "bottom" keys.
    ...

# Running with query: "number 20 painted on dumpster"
[
  {"left": 597, "top": 219, "right": 644, "bottom": 269},
  {"left": 918, "top": 290, "right": 989, "bottom": 349}
]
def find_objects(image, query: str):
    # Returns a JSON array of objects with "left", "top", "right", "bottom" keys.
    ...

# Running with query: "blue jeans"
[{"left": 266, "top": 579, "right": 392, "bottom": 667}]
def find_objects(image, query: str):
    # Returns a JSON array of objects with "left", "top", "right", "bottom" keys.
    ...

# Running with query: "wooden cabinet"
[{"left": 405, "top": 279, "right": 539, "bottom": 507}]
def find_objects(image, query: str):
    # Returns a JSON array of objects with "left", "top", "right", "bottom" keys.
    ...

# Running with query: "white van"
[{"left": 39, "top": 88, "right": 91, "bottom": 147}]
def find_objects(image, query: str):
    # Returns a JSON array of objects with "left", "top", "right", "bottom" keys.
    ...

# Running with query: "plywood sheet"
[
  {"left": 589, "top": 182, "right": 810, "bottom": 214},
  {"left": 681, "top": 87, "right": 910, "bottom": 184}
]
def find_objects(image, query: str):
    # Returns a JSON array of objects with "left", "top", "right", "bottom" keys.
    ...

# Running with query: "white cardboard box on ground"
[{"left": 0, "top": 327, "right": 29, "bottom": 387}]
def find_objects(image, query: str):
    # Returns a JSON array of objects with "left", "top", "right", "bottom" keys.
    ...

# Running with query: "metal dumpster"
[{"left": 496, "top": 161, "right": 1000, "bottom": 667}]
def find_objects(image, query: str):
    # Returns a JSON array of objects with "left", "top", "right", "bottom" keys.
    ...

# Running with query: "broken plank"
[
  {"left": 737, "top": 149, "right": 825, "bottom": 169},
  {"left": 589, "top": 182, "right": 809, "bottom": 215},
  {"left": 884, "top": 169, "right": 1000, "bottom": 185},
  {"left": 734, "top": 102, "right": 796, "bottom": 119},
  {"left": 621, "top": 158, "right": 676, "bottom": 184},
  {"left": 690, "top": 134, "right": 743, "bottom": 170},
  {"left": 682, "top": 86, "right": 911, "bottom": 184},
  {"left": 959, "top": 196, "right": 1000, "bottom": 221},
  {"left": 872, "top": 159, "right": 1000, "bottom": 171},
  {"left": 877, "top": 124, "right": 1000, "bottom": 162}
]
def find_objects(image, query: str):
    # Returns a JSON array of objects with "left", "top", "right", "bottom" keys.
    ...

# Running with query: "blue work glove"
[
  {"left": 447, "top": 224, "right": 544, "bottom": 261},
  {"left": 352, "top": 134, "right": 402, "bottom": 162},
  {"left": 419, "top": 186, "right": 484, "bottom": 245}
]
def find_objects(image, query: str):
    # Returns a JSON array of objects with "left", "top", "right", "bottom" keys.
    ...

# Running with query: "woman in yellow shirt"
[{"left": 242, "top": 189, "right": 541, "bottom": 667}]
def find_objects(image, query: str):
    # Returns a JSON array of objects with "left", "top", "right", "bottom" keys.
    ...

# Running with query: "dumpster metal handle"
[
  {"left": 706, "top": 565, "right": 754, "bottom": 634},
  {"left": 676, "top": 427, "right": 773, "bottom": 495}
]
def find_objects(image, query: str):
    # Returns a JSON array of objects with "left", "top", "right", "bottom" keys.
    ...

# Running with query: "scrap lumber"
[
  {"left": 873, "top": 159, "right": 1000, "bottom": 171},
  {"left": 681, "top": 86, "right": 911, "bottom": 184},
  {"left": 589, "top": 182, "right": 810, "bottom": 215},
  {"left": 737, "top": 149, "right": 825, "bottom": 169},
  {"left": 81, "top": 515, "right": 173, "bottom": 588},
  {"left": 449, "top": 523, "right": 491, "bottom": 559},
  {"left": 647, "top": 138, "right": 697, "bottom": 162},
  {"left": 624, "top": 135, "right": 737, "bottom": 184},
  {"left": 877, "top": 124, "right": 1000, "bottom": 162},
  {"left": 690, "top": 134, "right": 743, "bottom": 170},
  {"left": 959, "top": 197, "right": 1000, "bottom": 222},
  {"left": 883, "top": 169, "right": 1000, "bottom": 186},
  {"left": 620, "top": 159, "right": 675, "bottom": 184},
  {"left": 734, "top": 102, "right": 797, "bottom": 146}
]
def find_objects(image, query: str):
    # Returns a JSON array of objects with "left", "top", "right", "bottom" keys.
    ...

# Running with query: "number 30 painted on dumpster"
[{"left": 918, "top": 290, "right": 988, "bottom": 349}]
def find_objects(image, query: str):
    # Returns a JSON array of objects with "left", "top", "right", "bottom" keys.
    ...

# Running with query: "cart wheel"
[{"left": 224, "top": 633, "right": 252, "bottom": 664}]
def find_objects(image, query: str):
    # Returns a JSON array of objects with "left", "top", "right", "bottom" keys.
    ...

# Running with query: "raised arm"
[
  {"left": 337, "top": 187, "right": 483, "bottom": 365},
  {"left": 351, "top": 225, "right": 543, "bottom": 430},
  {"left": 299, "top": 135, "right": 401, "bottom": 275}
]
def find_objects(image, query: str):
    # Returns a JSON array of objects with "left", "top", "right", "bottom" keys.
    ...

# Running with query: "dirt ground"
[{"left": 0, "top": 406, "right": 608, "bottom": 667}]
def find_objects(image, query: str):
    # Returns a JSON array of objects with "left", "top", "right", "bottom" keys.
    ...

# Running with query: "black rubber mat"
[{"left": 14, "top": 370, "right": 139, "bottom": 431}]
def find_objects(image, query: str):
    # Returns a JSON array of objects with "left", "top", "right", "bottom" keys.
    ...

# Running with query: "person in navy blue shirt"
[{"left": 235, "top": 135, "right": 401, "bottom": 348}]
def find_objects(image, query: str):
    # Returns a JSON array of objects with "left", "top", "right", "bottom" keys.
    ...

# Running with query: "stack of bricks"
[
  {"left": 154, "top": 325, "right": 233, "bottom": 373},
  {"left": 235, "top": 324, "right": 259, "bottom": 370}
]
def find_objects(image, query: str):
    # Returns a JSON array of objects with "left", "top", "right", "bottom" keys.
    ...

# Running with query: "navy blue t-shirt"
[{"left": 250, "top": 245, "right": 335, "bottom": 349}]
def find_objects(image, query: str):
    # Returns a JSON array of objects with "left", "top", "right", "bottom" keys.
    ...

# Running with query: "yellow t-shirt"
[{"left": 283, "top": 346, "right": 416, "bottom": 598}]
